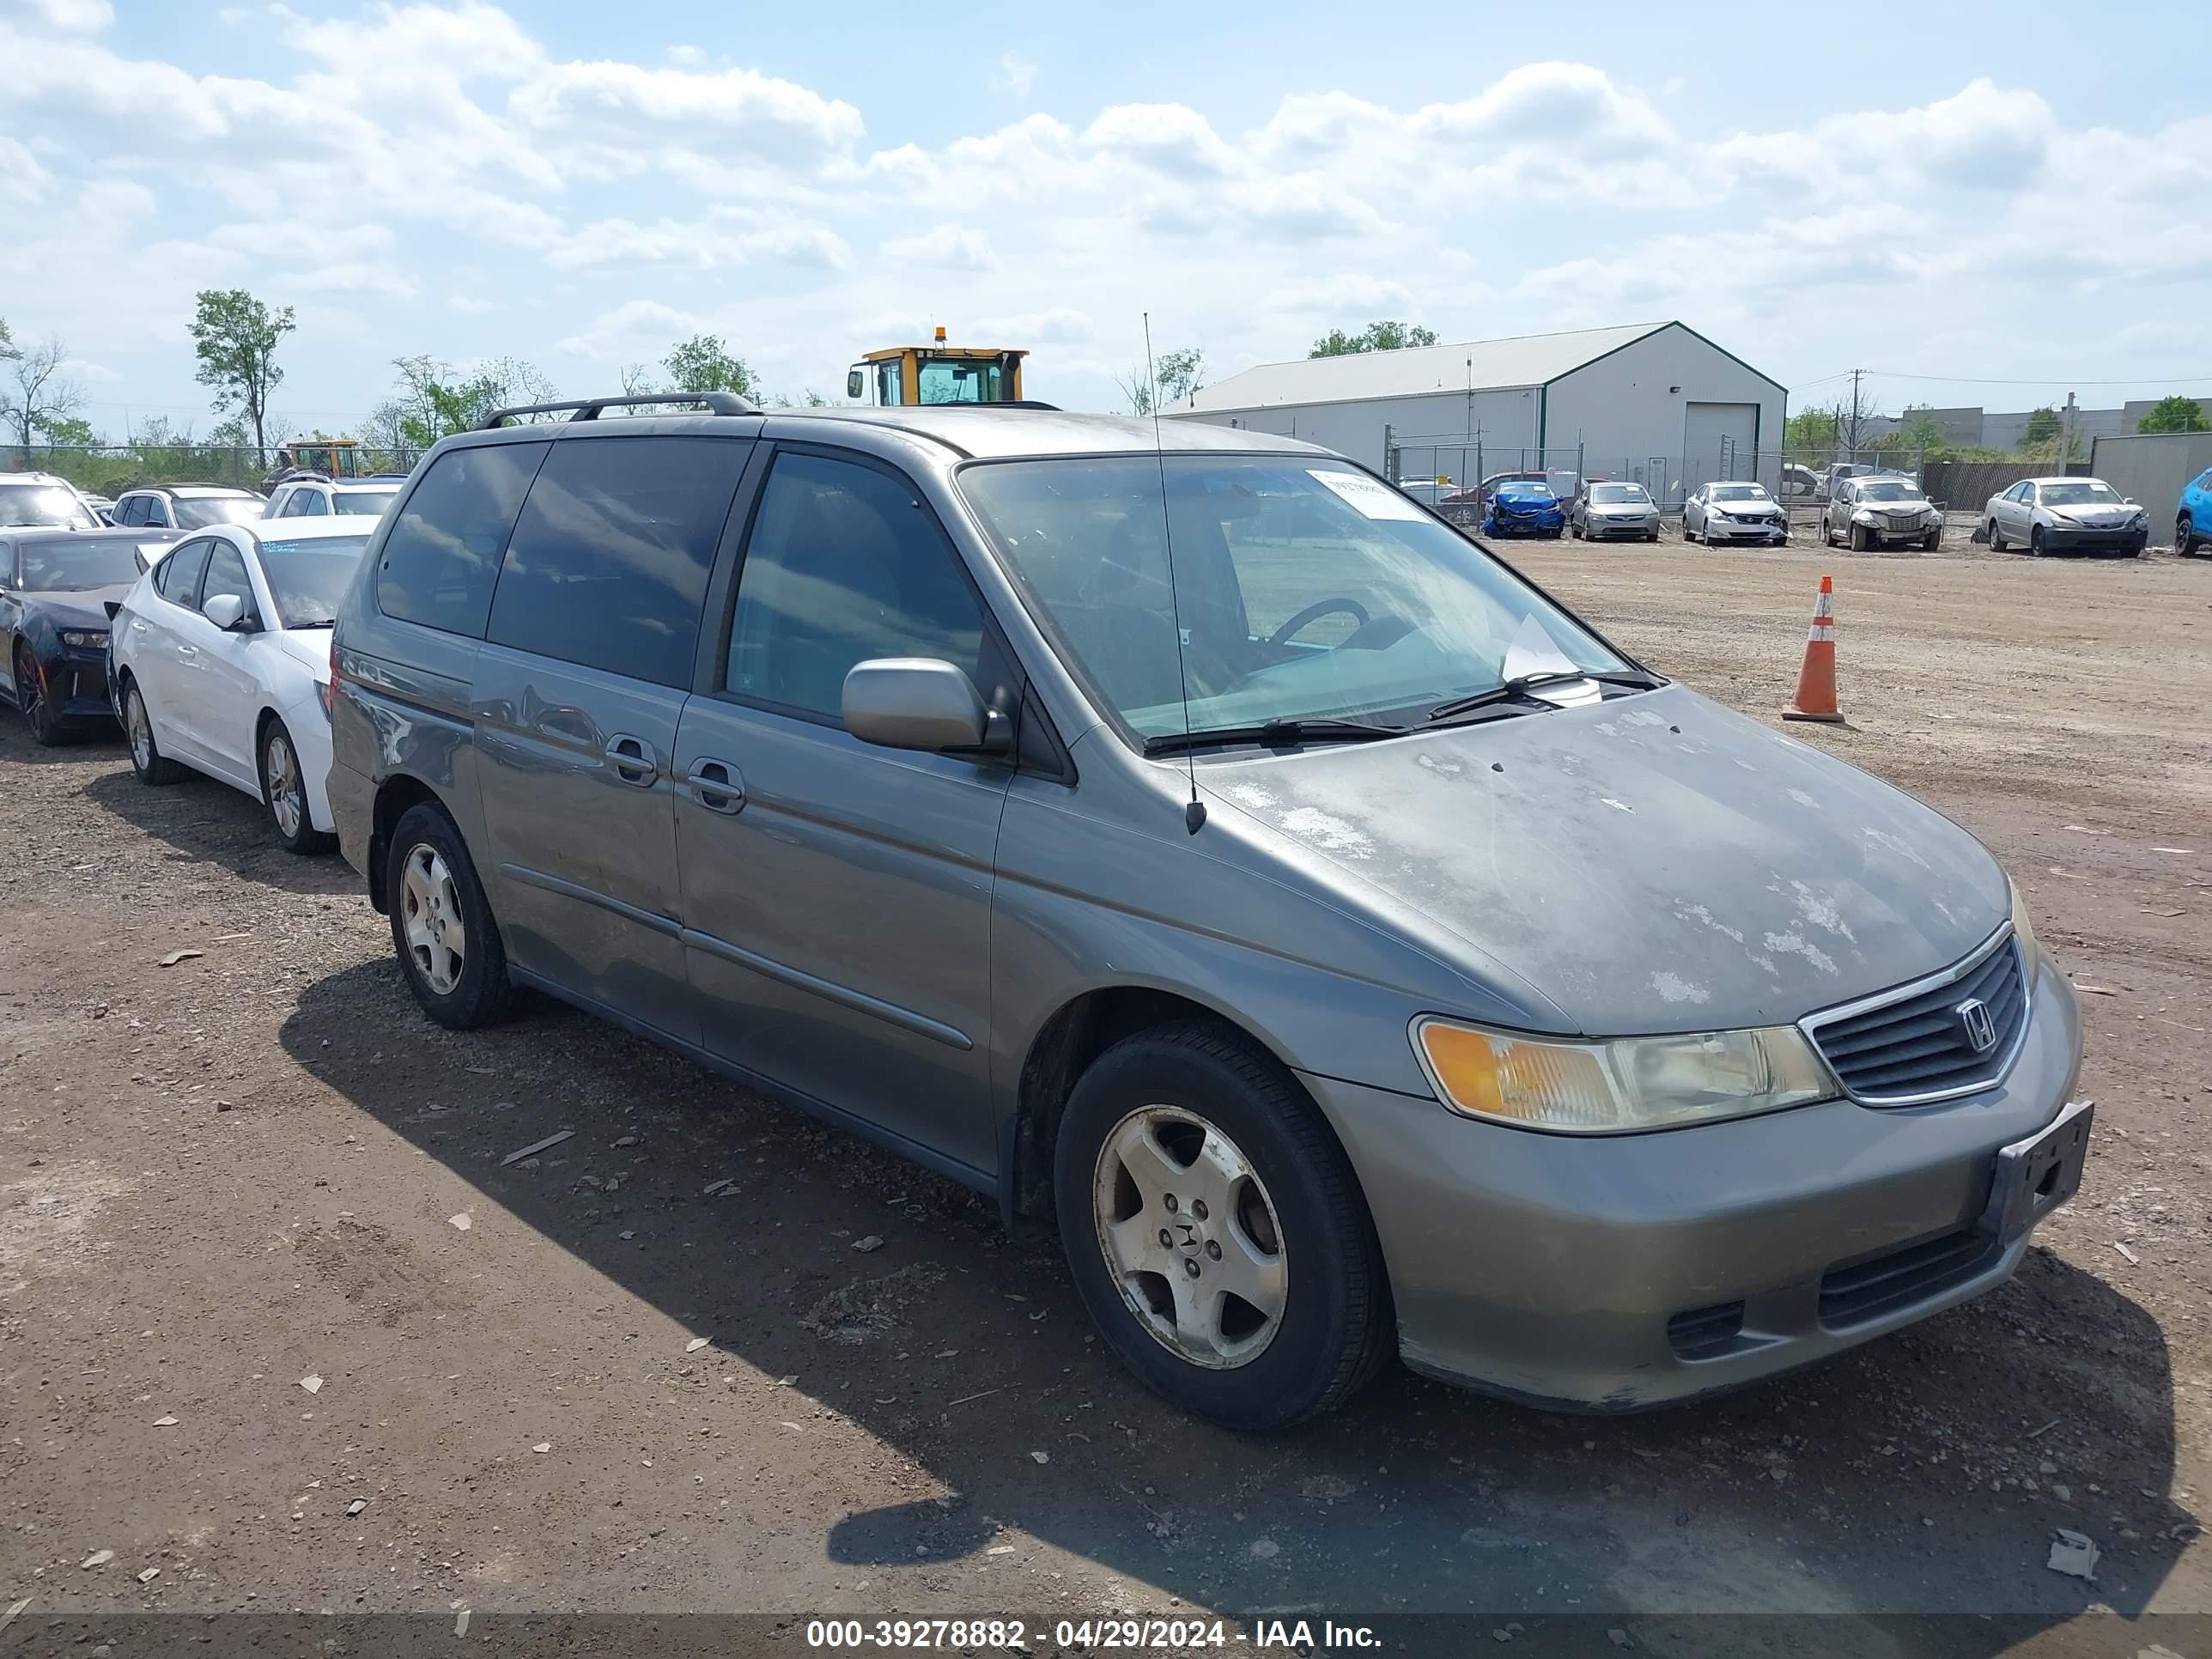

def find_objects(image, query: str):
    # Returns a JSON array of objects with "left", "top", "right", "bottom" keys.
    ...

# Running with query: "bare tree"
[
  {"left": 3, "top": 333, "right": 87, "bottom": 447},
  {"left": 1114, "top": 363, "right": 1156, "bottom": 417}
]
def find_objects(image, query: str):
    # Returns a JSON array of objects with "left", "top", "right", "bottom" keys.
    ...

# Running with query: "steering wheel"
[{"left": 1267, "top": 597, "right": 1370, "bottom": 647}]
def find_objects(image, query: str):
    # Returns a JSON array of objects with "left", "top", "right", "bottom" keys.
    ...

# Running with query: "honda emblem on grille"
[{"left": 1954, "top": 997, "right": 1997, "bottom": 1054}]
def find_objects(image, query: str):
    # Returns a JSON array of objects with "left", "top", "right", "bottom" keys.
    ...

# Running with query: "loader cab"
[{"left": 846, "top": 336, "right": 1028, "bottom": 407}]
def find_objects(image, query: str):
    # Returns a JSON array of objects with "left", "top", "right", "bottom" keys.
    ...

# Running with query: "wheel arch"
[
  {"left": 1005, "top": 983, "right": 1328, "bottom": 1225},
  {"left": 366, "top": 773, "right": 447, "bottom": 914}
]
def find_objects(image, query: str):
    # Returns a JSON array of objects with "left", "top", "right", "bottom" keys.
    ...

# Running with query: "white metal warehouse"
[{"left": 1169, "top": 321, "right": 1786, "bottom": 498}]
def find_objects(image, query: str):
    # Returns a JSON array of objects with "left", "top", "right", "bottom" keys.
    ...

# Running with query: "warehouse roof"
[{"left": 1177, "top": 321, "right": 1765, "bottom": 415}]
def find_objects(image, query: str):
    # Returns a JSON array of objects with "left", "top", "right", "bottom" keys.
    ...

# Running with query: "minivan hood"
[{"left": 1203, "top": 684, "right": 2008, "bottom": 1036}]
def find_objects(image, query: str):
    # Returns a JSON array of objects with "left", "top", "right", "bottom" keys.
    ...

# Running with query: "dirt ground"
[{"left": 2, "top": 536, "right": 2208, "bottom": 1650}]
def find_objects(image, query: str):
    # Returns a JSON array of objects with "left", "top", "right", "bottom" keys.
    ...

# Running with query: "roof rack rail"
[{"left": 477, "top": 391, "right": 759, "bottom": 430}]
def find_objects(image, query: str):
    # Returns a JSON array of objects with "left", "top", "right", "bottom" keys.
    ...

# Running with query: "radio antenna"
[{"left": 1144, "top": 311, "right": 1206, "bottom": 834}]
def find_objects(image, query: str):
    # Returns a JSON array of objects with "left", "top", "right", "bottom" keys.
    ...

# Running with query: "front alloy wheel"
[
  {"left": 1093, "top": 1106, "right": 1287, "bottom": 1370},
  {"left": 399, "top": 843, "right": 467, "bottom": 995},
  {"left": 260, "top": 720, "right": 326, "bottom": 854},
  {"left": 16, "top": 647, "right": 58, "bottom": 746}
]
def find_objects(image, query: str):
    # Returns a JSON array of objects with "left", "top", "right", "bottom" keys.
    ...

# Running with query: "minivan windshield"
[
  {"left": 958, "top": 456, "right": 1632, "bottom": 740},
  {"left": 257, "top": 532, "right": 371, "bottom": 627}
]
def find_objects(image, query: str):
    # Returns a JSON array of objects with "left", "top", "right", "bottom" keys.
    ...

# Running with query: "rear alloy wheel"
[
  {"left": 123, "top": 679, "right": 183, "bottom": 782},
  {"left": 1054, "top": 1020, "right": 1392, "bottom": 1431},
  {"left": 386, "top": 801, "right": 518, "bottom": 1030},
  {"left": 15, "top": 646, "right": 61, "bottom": 747},
  {"left": 258, "top": 718, "right": 329, "bottom": 855}
]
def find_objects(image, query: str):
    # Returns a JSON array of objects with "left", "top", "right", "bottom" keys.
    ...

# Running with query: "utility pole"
[
  {"left": 1843, "top": 368, "right": 1866, "bottom": 460},
  {"left": 2059, "top": 391, "right": 2078, "bottom": 470}
]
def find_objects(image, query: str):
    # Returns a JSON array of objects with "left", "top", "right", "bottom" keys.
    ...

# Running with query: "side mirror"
[
  {"left": 842, "top": 658, "right": 1010, "bottom": 757},
  {"left": 846, "top": 368, "right": 866, "bottom": 400},
  {"left": 202, "top": 592, "right": 253, "bottom": 632},
  {"left": 2124, "top": 496, "right": 2138, "bottom": 507}
]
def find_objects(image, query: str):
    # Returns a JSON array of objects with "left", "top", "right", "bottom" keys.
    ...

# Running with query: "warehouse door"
[{"left": 1681, "top": 402, "right": 1758, "bottom": 493}]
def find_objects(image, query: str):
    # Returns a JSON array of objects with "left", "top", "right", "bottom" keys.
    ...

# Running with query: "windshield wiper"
[
  {"left": 1426, "top": 668, "right": 1662, "bottom": 725},
  {"left": 1144, "top": 716, "right": 1405, "bottom": 757},
  {"left": 288, "top": 618, "right": 336, "bottom": 629}
]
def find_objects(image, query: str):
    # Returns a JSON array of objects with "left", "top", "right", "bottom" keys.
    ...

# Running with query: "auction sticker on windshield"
[{"left": 1308, "top": 468, "right": 1428, "bottom": 521}]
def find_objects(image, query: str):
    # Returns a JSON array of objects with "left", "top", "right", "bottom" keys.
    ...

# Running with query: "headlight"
[
  {"left": 2009, "top": 877, "right": 2038, "bottom": 969},
  {"left": 1853, "top": 508, "right": 1879, "bottom": 523},
  {"left": 61, "top": 629, "right": 108, "bottom": 649},
  {"left": 1413, "top": 1018, "right": 1837, "bottom": 1134}
]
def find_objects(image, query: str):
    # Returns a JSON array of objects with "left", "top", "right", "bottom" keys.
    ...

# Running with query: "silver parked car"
[
  {"left": 1824, "top": 474, "right": 1942, "bottom": 550},
  {"left": 1683, "top": 481, "right": 1786, "bottom": 545},
  {"left": 1570, "top": 481, "right": 1660, "bottom": 541},
  {"left": 1983, "top": 477, "right": 2148, "bottom": 557},
  {"left": 326, "top": 394, "right": 2087, "bottom": 1428}
]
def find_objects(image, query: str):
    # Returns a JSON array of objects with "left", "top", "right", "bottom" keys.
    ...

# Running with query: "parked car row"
[{"left": 3, "top": 406, "right": 2092, "bottom": 1433}]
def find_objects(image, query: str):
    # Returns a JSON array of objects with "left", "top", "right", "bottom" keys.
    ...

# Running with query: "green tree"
[
  {"left": 2021, "top": 405, "right": 2060, "bottom": 446},
  {"left": 189, "top": 289, "right": 295, "bottom": 465},
  {"left": 1113, "top": 364, "right": 1156, "bottom": 416},
  {"left": 1154, "top": 346, "right": 1205, "bottom": 405},
  {"left": 1784, "top": 403, "right": 1841, "bottom": 453},
  {"left": 385, "top": 355, "right": 558, "bottom": 446},
  {"left": 0, "top": 316, "right": 17, "bottom": 366},
  {"left": 1309, "top": 321, "right": 1438, "bottom": 358},
  {"left": 3, "top": 332, "right": 87, "bottom": 448},
  {"left": 2138, "top": 393, "right": 2210, "bottom": 434},
  {"left": 662, "top": 334, "right": 755, "bottom": 398}
]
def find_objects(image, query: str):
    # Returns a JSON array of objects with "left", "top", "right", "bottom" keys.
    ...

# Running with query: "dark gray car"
[{"left": 325, "top": 395, "right": 2087, "bottom": 1429}]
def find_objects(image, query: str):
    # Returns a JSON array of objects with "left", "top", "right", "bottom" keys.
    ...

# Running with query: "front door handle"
[
  {"left": 685, "top": 759, "right": 745, "bottom": 815},
  {"left": 605, "top": 732, "right": 658, "bottom": 787}
]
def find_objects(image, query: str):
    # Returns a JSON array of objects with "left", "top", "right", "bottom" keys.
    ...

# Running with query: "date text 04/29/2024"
[{"left": 803, "top": 1619, "right": 1382, "bottom": 1650}]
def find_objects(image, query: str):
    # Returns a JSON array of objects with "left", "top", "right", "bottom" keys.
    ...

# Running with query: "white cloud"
[
  {"left": 0, "top": 137, "right": 52, "bottom": 203},
  {"left": 555, "top": 298, "right": 705, "bottom": 360},
  {"left": 880, "top": 225, "right": 995, "bottom": 270},
  {"left": 449, "top": 294, "right": 497, "bottom": 313},
  {"left": 991, "top": 51, "right": 1036, "bottom": 100},
  {"left": 7, "top": 0, "right": 114, "bottom": 30}
]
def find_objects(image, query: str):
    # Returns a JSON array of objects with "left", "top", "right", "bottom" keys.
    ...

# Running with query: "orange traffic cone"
[{"left": 1783, "top": 574, "right": 1845, "bottom": 724}]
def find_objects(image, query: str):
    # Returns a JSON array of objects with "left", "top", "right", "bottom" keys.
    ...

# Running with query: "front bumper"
[
  {"left": 1302, "top": 952, "right": 2084, "bottom": 1411},
  {"left": 41, "top": 646, "right": 120, "bottom": 728},
  {"left": 2040, "top": 523, "right": 2147, "bottom": 553},
  {"left": 1584, "top": 515, "right": 1659, "bottom": 540},
  {"left": 1705, "top": 516, "right": 1789, "bottom": 543},
  {"left": 1852, "top": 518, "right": 1940, "bottom": 546}
]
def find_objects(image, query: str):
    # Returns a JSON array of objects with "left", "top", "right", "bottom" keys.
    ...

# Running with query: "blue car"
[
  {"left": 1481, "top": 478, "right": 1567, "bottom": 538},
  {"left": 2177, "top": 465, "right": 2212, "bottom": 556}
]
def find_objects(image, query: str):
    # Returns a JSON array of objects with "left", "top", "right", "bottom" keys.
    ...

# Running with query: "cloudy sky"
[{"left": 5, "top": 0, "right": 2209, "bottom": 436}]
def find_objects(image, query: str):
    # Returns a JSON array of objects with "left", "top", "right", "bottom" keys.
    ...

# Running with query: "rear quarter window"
[
  {"left": 486, "top": 436, "right": 743, "bottom": 687},
  {"left": 376, "top": 441, "right": 549, "bottom": 637}
]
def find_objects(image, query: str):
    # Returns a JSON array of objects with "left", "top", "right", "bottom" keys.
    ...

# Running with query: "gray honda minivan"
[{"left": 326, "top": 394, "right": 2087, "bottom": 1430}]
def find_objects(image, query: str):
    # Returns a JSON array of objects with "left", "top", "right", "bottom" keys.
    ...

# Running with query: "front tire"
[
  {"left": 2031, "top": 526, "right": 2047, "bottom": 557},
  {"left": 386, "top": 801, "right": 517, "bottom": 1030},
  {"left": 1053, "top": 1020, "right": 1392, "bottom": 1431},
  {"left": 15, "top": 646, "right": 61, "bottom": 746},
  {"left": 2178, "top": 515, "right": 2197, "bottom": 556},
  {"left": 258, "top": 718, "right": 330, "bottom": 855},
  {"left": 1987, "top": 520, "right": 2006, "bottom": 552},
  {"left": 122, "top": 678, "right": 184, "bottom": 782}
]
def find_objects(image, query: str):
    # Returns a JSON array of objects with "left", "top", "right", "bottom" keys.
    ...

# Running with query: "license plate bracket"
[{"left": 1984, "top": 1098, "right": 2094, "bottom": 1246}]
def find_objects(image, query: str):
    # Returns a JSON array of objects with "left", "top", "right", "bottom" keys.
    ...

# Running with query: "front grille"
[
  {"left": 1666, "top": 1300, "right": 1746, "bottom": 1360},
  {"left": 1819, "top": 1227, "right": 1997, "bottom": 1328},
  {"left": 1808, "top": 936, "right": 2027, "bottom": 1103}
]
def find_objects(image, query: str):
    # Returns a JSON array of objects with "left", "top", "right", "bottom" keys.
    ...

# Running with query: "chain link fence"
[{"left": 3, "top": 442, "right": 422, "bottom": 496}]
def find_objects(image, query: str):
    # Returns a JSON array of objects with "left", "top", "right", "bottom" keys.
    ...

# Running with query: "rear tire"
[
  {"left": 1054, "top": 1020, "right": 1393, "bottom": 1431},
  {"left": 122, "top": 678, "right": 184, "bottom": 783},
  {"left": 386, "top": 801, "right": 517, "bottom": 1030},
  {"left": 258, "top": 717, "right": 331, "bottom": 855}
]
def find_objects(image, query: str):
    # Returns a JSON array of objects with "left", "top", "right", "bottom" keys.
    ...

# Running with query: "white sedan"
[{"left": 109, "top": 517, "right": 371, "bottom": 854}]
